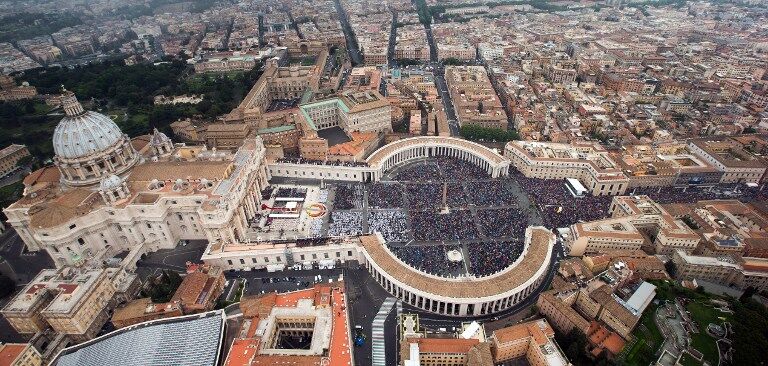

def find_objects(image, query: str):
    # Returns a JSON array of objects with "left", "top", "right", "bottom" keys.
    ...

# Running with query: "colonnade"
[
  {"left": 360, "top": 254, "right": 547, "bottom": 317},
  {"left": 374, "top": 144, "right": 509, "bottom": 179}
]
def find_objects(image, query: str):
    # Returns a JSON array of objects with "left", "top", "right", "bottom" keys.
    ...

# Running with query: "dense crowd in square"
[
  {"left": 392, "top": 157, "right": 490, "bottom": 182},
  {"left": 467, "top": 240, "right": 524, "bottom": 277},
  {"left": 512, "top": 172, "right": 612, "bottom": 229},
  {"left": 367, "top": 183, "right": 404, "bottom": 209},
  {"left": 466, "top": 180, "right": 518, "bottom": 206},
  {"left": 389, "top": 245, "right": 465, "bottom": 278},
  {"left": 333, "top": 184, "right": 363, "bottom": 209},
  {"left": 368, "top": 210, "right": 409, "bottom": 242},
  {"left": 411, "top": 210, "right": 480, "bottom": 241},
  {"left": 327, "top": 211, "right": 363, "bottom": 237},
  {"left": 406, "top": 183, "right": 443, "bottom": 209},
  {"left": 476, "top": 209, "right": 527, "bottom": 238}
]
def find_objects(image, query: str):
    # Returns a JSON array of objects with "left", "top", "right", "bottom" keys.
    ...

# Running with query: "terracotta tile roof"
[
  {"left": 231, "top": 284, "right": 352, "bottom": 366},
  {"left": 131, "top": 135, "right": 151, "bottom": 153},
  {"left": 239, "top": 293, "right": 276, "bottom": 318},
  {"left": 466, "top": 342, "right": 494, "bottom": 366},
  {"left": 28, "top": 188, "right": 101, "bottom": 229},
  {"left": 22, "top": 166, "right": 60, "bottom": 186},
  {"left": 0, "top": 344, "right": 27, "bottom": 366},
  {"left": 493, "top": 320, "right": 554, "bottom": 346},
  {"left": 590, "top": 286, "right": 639, "bottom": 329},
  {"left": 171, "top": 272, "right": 209, "bottom": 304},
  {"left": 224, "top": 339, "right": 259, "bottom": 366},
  {"left": 409, "top": 338, "right": 479, "bottom": 354}
]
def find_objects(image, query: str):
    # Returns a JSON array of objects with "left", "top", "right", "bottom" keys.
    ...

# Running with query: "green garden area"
[
  {"left": 621, "top": 280, "right": 767, "bottom": 366},
  {"left": 686, "top": 301, "right": 732, "bottom": 365},
  {"left": 678, "top": 352, "right": 703, "bottom": 366},
  {"left": 4, "top": 59, "right": 263, "bottom": 162},
  {"left": 622, "top": 302, "right": 664, "bottom": 366},
  {"left": 141, "top": 270, "right": 183, "bottom": 303}
]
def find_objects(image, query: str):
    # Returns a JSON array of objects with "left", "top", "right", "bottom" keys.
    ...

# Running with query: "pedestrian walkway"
[{"left": 372, "top": 297, "right": 397, "bottom": 366}]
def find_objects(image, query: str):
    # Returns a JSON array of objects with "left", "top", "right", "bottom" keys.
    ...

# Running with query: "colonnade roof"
[
  {"left": 365, "top": 137, "right": 507, "bottom": 167},
  {"left": 358, "top": 227, "right": 553, "bottom": 299}
]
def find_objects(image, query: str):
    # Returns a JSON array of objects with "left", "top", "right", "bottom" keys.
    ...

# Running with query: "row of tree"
[{"left": 460, "top": 124, "right": 520, "bottom": 142}]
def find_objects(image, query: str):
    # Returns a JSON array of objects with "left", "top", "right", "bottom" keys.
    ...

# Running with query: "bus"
[{"left": 565, "top": 178, "right": 587, "bottom": 198}]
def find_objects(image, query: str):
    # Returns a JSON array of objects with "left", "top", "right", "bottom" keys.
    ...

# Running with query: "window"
[
  {"left": 227, "top": 260, "right": 233, "bottom": 265},
  {"left": 252, "top": 258, "right": 257, "bottom": 264},
  {"left": 240, "top": 259, "right": 245, "bottom": 264},
  {"left": 146, "top": 223, "right": 152, "bottom": 229},
  {"left": 324, "top": 253, "right": 329, "bottom": 259},
  {"left": 347, "top": 251, "right": 352, "bottom": 257},
  {"left": 312, "top": 254, "right": 317, "bottom": 260},
  {"left": 69, "top": 224, "right": 77, "bottom": 229},
  {"left": 264, "top": 257, "right": 269, "bottom": 263},
  {"left": 77, "top": 238, "right": 85, "bottom": 245}
]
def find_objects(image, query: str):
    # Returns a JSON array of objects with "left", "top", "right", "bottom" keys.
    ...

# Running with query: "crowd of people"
[
  {"left": 389, "top": 245, "right": 465, "bottom": 278},
  {"left": 368, "top": 210, "right": 409, "bottom": 242},
  {"left": 393, "top": 157, "right": 490, "bottom": 182},
  {"left": 276, "top": 187, "right": 307, "bottom": 199},
  {"left": 406, "top": 183, "right": 443, "bottom": 209},
  {"left": 327, "top": 211, "right": 363, "bottom": 237},
  {"left": 333, "top": 184, "right": 363, "bottom": 210},
  {"left": 367, "top": 183, "right": 404, "bottom": 209},
  {"left": 466, "top": 180, "right": 518, "bottom": 206},
  {"left": 411, "top": 210, "right": 480, "bottom": 241},
  {"left": 466, "top": 240, "right": 524, "bottom": 277},
  {"left": 513, "top": 172, "right": 612, "bottom": 228},
  {"left": 278, "top": 157, "right": 368, "bottom": 167},
  {"left": 476, "top": 209, "right": 527, "bottom": 238},
  {"left": 436, "top": 156, "right": 489, "bottom": 179},
  {"left": 309, "top": 189, "right": 329, "bottom": 238},
  {"left": 394, "top": 161, "right": 442, "bottom": 181},
  {"left": 630, "top": 185, "right": 767, "bottom": 204}
]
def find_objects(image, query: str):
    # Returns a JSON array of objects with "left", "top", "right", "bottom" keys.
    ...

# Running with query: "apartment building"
[
  {"left": 445, "top": 66, "right": 508, "bottom": 130},
  {"left": 688, "top": 138, "right": 767, "bottom": 184},
  {"left": 491, "top": 319, "right": 570, "bottom": 366},
  {"left": 112, "top": 263, "right": 224, "bottom": 328},
  {"left": 505, "top": 141, "right": 629, "bottom": 196},
  {"left": 1, "top": 268, "right": 118, "bottom": 342},
  {"left": 0, "top": 144, "right": 31, "bottom": 177}
]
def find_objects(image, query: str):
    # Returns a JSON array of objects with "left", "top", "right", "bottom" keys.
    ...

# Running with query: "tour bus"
[{"left": 565, "top": 178, "right": 587, "bottom": 198}]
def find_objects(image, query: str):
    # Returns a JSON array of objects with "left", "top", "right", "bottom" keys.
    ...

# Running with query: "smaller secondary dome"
[
  {"left": 100, "top": 174, "right": 123, "bottom": 191},
  {"left": 150, "top": 128, "right": 171, "bottom": 146}
]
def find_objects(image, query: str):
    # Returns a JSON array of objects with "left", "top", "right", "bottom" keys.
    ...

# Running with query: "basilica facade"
[{"left": 3, "top": 92, "right": 270, "bottom": 269}]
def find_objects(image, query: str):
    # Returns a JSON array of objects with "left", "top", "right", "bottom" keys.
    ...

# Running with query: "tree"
[
  {"left": 556, "top": 328, "right": 587, "bottom": 362},
  {"left": 739, "top": 286, "right": 757, "bottom": 302},
  {"left": 16, "top": 155, "right": 33, "bottom": 168}
]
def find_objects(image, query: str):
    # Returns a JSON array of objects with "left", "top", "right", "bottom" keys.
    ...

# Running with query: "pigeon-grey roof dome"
[
  {"left": 52, "top": 92, "right": 124, "bottom": 160},
  {"left": 150, "top": 128, "right": 171, "bottom": 146},
  {"left": 100, "top": 174, "right": 123, "bottom": 191}
]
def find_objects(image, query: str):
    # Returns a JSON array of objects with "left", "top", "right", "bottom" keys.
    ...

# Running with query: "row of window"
[{"left": 225, "top": 250, "right": 354, "bottom": 266}]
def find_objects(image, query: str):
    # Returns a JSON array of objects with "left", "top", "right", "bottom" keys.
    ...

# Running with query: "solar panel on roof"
[{"left": 54, "top": 311, "right": 225, "bottom": 366}]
